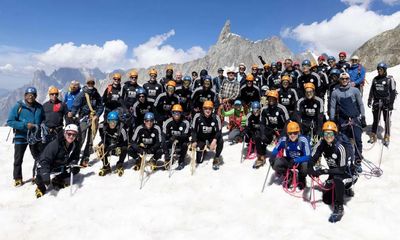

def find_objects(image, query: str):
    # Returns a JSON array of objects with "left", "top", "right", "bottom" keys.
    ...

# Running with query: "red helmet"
[
  {"left": 318, "top": 55, "right": 325, "bottom": 61},
  {"left": 339, "top": 51, "right": 347, "bottom": 57}
]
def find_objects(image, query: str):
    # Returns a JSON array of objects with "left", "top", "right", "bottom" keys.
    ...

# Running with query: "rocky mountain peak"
[{"left": 217, "top": 20, "right": 231, "bottom": 43}]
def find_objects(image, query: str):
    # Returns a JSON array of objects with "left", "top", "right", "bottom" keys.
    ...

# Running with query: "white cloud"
[
  {"left": 341, "top": 0, "right": 400, "bottom": 6},
  {"left": 34, "top": 40, "right": 129, "bottom": 72},
  {"left": 130, "top": 30, "right": 206, "bottom": 68},
  {"left": 382, "top": 0, "right": 400, "bottom": 5},
  {"left": 0, "top": 64, "right": 14, "bottom": 73},
  {"left": 282, "top": 5, "right": 400, "bottom": 55}
]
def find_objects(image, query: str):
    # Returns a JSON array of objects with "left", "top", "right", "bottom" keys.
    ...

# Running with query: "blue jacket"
[
  {"left": 330, "top": 85, "right": 365, "bottom": 119},
  {"left": 71, "top": 86, "right": 104, "bottom": 118},
  {"left": 7, "top": 100, "right": 44, "bottom": 144},
  {"left": 63, "top": 88, "right": 81, "bottom": 111},
  {"left": 348, "top": 64, "right": 365, "bottom": 86},
  {"left": 271, "top": 135, "right": 311, "bottom": 163}
]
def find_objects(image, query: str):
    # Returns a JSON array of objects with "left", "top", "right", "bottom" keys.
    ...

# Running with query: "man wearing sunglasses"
[
  {"left": 35, "top": 124, "right": 80, "bottom": 198},
  {"left": 336, "top": 51, "right": 350, "bottom": 71},
  {"left": 317, "top": 55, "right": 329, "bottom": 73},
  {"left": 326, "top": 56, "right": 340, "bottom": 77},
  {"left": 213, "top": 68, "right": 226, "bottom": 94},
  {"left": 129, "top": 112, "right": 163, "bottom": 170},
  {"left": 281, "top": 58, "right": 301, "bottom": 90},
  {"left": 191, "top": 76, "right": 216, "bottom": 116},
  {"left": 71, "top": 78, "right": 104, "bottom": 167},
  {"left": 348, "top": 55, "right": 366, "bottom": 92},
  {"left": 277, "top": 75, "right": 298, "bottom": 119},
  {"left": 102, "top": 73, "right": 124, "bottom": 122},
  {"left": 236, "top": 63, "right": 246, "bottom": 84},
  {"left": 308, "top": 121, "right": 358, "bottom": 222},
  {"left": 132, "top": 88, "right": 154, "bottom": 127},
  {"left": 175, "top": 76, "right": 193, "bottom": 119},
  {"left": 64, "top": 80, "right": 81, "bottom": 124},
  {"left": 268, "top": 121, "right": 311, "bottom": 189},
  {"left": 143, "top": 68, "right": 164, "bottom": 103},
  {"left": 122, "top": 70, "right": 142, "bottom": 111},
  {"left": 191, "top": 101, "right": 224, "bottom": 170},
  {"left": 297, "top": 59, "right": 323, "bottom": 98},
  {"left": 295, "top": 83, "right": 324, "bottom": 144},
  {"left": 330, "top": 72, "right": 366, "bottom": 168},
  {"left": 239, "top": 74, "right": 261, "bottom": 110},
  {"left": 159, "top": 65, "right": 175, "bottom": 91},
  {"left": 7, "top": 87, "right": 44, "bottom": 187},
  {"left": 154, "top": 80, "right": 179, "bottom": 125},
  {"left": 42, "top": 86, "right": 68, "bottom": 146},
  {"left": 97, "top": 111, "right": 128, "bottom": 176},
  {"left": 162, "top": 104, "right": 190, "bottom": 170}
]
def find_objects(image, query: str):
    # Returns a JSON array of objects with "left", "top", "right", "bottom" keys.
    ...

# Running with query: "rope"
[
  {"left": 27, "top": 124, "right": 41, "bottom": 145},
  {"left": 281, "top": 164, "right": 304, "bottom": 199},
  {"left": 310, "top": 176, "right": 335, "bottom": 210}
]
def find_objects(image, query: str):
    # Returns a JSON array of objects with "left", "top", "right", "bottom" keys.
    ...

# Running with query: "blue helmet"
[
  {"left": 377, "top": 62, "right": 387, "bottom": 70},
  {"left": 327, "top": 56, "right": 336, "bottom": 62},
  {"left": 302, "top": 59, "right": 311, "bottom": 66},
  {"left": 136, "top": 87, "right": 146, "bottom": 96},
  {"left": 251, "top": 101, "right": 261, "bottom": 110},
  {"left": 330, "top": 68, "right": 341, "bottom": 76},
  {"left": 25, "top": 87, "right": 37, "bottom": 96},
  {"left": 271, "top": 62, "right": 277, "bottom": 68},
  {"left": 234, "top": 100, "right": 242, "bottom": 106},
  {"left": 144, "top": 112, "right": 155, "bottom": 121},
  {"left": 183, "top": 75, "right": 192, "bottom": 82},
  {"left": 204, "top": 75, "right": 212, "bottom": 81},
  {"left": 107, "top": 111, "right": 119, "bottom": 121}
]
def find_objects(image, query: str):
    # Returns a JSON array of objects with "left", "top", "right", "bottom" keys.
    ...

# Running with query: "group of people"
[{"left": 7, "top": 51, "right": 396, "bottom": 222}]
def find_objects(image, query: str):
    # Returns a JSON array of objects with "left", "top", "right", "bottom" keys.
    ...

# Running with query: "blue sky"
[{"left": 0, "top": 0, "right": 399, "bottom": 89}]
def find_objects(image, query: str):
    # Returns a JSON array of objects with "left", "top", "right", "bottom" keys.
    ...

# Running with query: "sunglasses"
[
  {"left": 113, "top": 78, "right": 121, "bottom": 81},
  {"left": 323, "top": 132, "right": 335, "bottom": 137},
  {"left": 172, "top": 111, "right": 182, "bottom": 115},
  {"left": 288, "top": 132, "right": 299, "bottom": 136},
  {"left": 203, "top": 107, "right": 213, "bottom": 110},
  {"left": 340, "top": 77, "right": 350, "bottom": 80},
  {"left": 50, "top": 93, "right": 59, "bottom": 96},
  {"left": 66, "top": 132, "right": 77, "bottom": 138},
  {"left": 144, "top": 119, "right": 154, "bottom": 123},
  {"left": 130, "top": 76, "right": 137, "bottom": 79}
]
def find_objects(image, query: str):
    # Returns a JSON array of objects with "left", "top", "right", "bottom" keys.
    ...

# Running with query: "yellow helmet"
[
  {"left": 113, "top": 73, "right": 122, "bottom": 80},
  {"left": 266, "top": 90, "right": 279, "bottom": 100},
  {"left": 251, "top": 64, "right": 259, "bottom": 69},
  {"left": 322, "top": 121, "right": 338, "bottom": 133},
  {"left": 171, "top": 104, "right": 183, "bottom": 112},
  {"left": 287, "top": 121, "right": 300, "bottom": 133},
  {"left": 48, "top": 86, "right": 59, "bottom": 95},
  {"left": 203, "top": 100, "right": 214, "bottom": 109},
  {"left": 304, "top": 82, "right": 315, "bottom": 90},
  {"left": 246, "top": 74, "right": 254, "bottom": 81},
  {"left": 263, "top": 63, "right": 270, "bottom": 68},
  {"left": 149, "top": 68, "right": 158, "bottom": 75},
  {"left": 129, "top": 70, "right": 138, "bottom": 77},
  {"left": 166, "top": 65, "right": 174, "bottom": 71}
]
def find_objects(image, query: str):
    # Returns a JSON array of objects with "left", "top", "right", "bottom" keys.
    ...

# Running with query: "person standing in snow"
[
  {"left": 143, "top": 69, "right": 164, "bottom": 104},
  {"left": 367, "top": 62, "right": 397, "bottom": 146},
  {"left": 64, "top": 80, "right": 81, "bottom": 124},
  {"left": 348, "top": 56, "right": 366, "bottom": 93},
  {"left": 7, "top": 87, "right": 44, "bottom": 187}
]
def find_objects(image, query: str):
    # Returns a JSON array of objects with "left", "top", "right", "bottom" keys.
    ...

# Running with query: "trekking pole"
[
  {"left": 261, "top": 165, "right": 272, "bottom": 193},
  {"left": 6, "top": 127, "right": 12, "bottom": 142},
  {"left": 169, "top": 140, "right": 178, "bottom": 178},
  {"left": 240, "top": 135, "right": 246, "bottom": 163},
  {"left": 69, "top": 164, "right": 81, "bottom": 196},
  {"left": 139, "top": 153, "right": 146, "bottom": 190},
  {"left": 190, "top": 146, "right": 196, "bottom": 176}
]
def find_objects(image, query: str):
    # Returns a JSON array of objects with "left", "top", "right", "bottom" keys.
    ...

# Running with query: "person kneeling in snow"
[
  {"left": 221, "top": 100, "right": 247, "bottom": 144},
  {"left": 97, "top": 111, "right": 128, "bottom": 177},
  {"left": 35, "top": 124, "right": 80, "bottom": 198},
  {"left": 268, "top": 121, "right": 311, "bottom": 189},
  {"left": 308, "top": 121, "right": 358, "bottom": 222}
]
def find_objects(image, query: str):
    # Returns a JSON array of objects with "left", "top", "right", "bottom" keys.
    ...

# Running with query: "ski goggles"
[
  {"left": 323, "top": 131, "right": 335, "bottom": 137},
  {"left": 172, "top": 111, "right": 182, "bottom": 116},
  {"left": 108, "top": 120, "right": 118, "bottom": 125},
  {"left": 65, "top": 132, "right": 77, "bottom": 138}
]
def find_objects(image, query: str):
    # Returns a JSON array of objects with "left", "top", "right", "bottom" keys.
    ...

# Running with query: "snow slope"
[{"left": 1, "top": 66, "right": 400, "bottom": 240}]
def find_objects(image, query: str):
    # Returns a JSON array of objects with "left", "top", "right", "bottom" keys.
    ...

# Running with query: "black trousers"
[
  {"left": 164, "top": 140, "right": 189, "bottom": 164},
  {"left": 196, "top": 136, "right": 224, "bottom": 162},
  {"left": 128, "top": 145, "right": 163, "bottom": 161},
  {"left": 323, "top": 174, "right": 353, "bottom": 205},
  {"left": 371, "top": 105, "right": 391, "bottom": 136},
  {"left": 103, "top": 146, "right": 127, "bottom": 167},
  {"left": 272, "top": 157, "right": 308, "bottom": 181},
  {"left": 36, "top": 166, "right": 80, "bottom": 193},
  {"left": 13, "top": 143, "right": 41, "bottom": 180}
]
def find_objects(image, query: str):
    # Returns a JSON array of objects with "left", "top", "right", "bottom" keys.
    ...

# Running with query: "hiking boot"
[
  {"left": 354, "top": 159, "right": 363, "bottom": 173},
  {"left": 333, "top": 203, "right": 344, "bottom": 215},
  {"left": 212, "top": 157, "right": 223, "bottom": 170},
  {"left": 35, "top": 187, "right": 44, "bottom": 198},
  {"left": 368, "top": 133, "right": 377, "bottom": 144},
  {"left": 14, "top": 179, "right": 23, "bottom": 187},
  {"left": 176, "top": 162, "right": 185, "bottom": 171},
  {"left": 116, "top": 167, "right": 124, "bottom": 177},
  {"left": 253, "top": 155, "right": 266, "bottom": 169},
  {"left": 51, "top": 177, "right": 69, "bottom": 189},
  {"left": 298, "top": 177, "right": 306, "bottom": 190},
  {"left": 164, "top": 159, "right": 171, "bottom": 170},
  {"left": 98, "top": 165, "right": 111, "bottom": 176},
  {"left": 149, "top": 158, "right": 157, "bottom": 170},
  {"left": 80, "top": 158, "right": 89, "bottom": 168},
  {"left": 383, "top": 134, "right": 390, "bottom": 146},
  {"left": 345, "top": 188, "right": 355, "bottom": 197}
]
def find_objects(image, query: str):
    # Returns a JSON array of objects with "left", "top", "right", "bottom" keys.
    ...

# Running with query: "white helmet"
[{"left": 64, "top": 124, "right": 79, "bottom": 133}]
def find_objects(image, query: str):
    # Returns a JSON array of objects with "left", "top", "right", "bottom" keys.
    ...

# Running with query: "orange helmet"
[
  {"left": 322, "top": 121, "right": 338, "bottom": 133},
  {"left": 48, "top": 86, "right": 59, "bottom": 95},
  {"left": 281, "top": 75, "right": 291, "bottom": 82},
  {"left": 129, "top": 70, "right": 138, "bottom": 77},
  {"left": 246, "top": 74, "right": 254, "bottom": 81},
  {"left": 287, "top": 121, "right": 300, "bottom": 133},
  {"left": 266, "top": 90, "right": 279, "bottom": 100},
  {"left": 113, "top": 73, "right": 121, "bottom": 80},
  {"left": 304, "top": 82, "right": 315, "bottom": 90},
  {"left": 203, "top": 100, "right": 214, "bottom": 109},
  {"left": 171, "top": 104, "right": 183, "bottom": 112},
  {"left": 251, "top": 64, "right": 259, "bottom": 69},
  {"left": 166, "top": 80, "right": 176, "bottom": 87},
  {"left": 149, "top": 68, "right": 158, "bottom": 75},
  {"left": 263, "top": 63, "right": 270, "bottom": 69}
]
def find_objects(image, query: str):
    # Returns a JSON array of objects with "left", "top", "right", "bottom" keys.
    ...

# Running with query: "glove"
[
  {"left": 367, "top": 100, "right": 372, "bottom": 108},
  {"left": 71, "top": 166, "right": 80, "bottom": 175},
  {"left": 115, "top": 147, "right": 121, "bottom": 156},
  {"left": 258, "top": 56, "right": 263, "bottom": 60},
  {"left": 360, "top": 116, "right": 367, "bottom": 128}
]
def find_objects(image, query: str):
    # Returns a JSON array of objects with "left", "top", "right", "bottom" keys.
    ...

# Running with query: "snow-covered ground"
[{"left": 1, "top": 66, "right": 400, "bottom": 240}]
